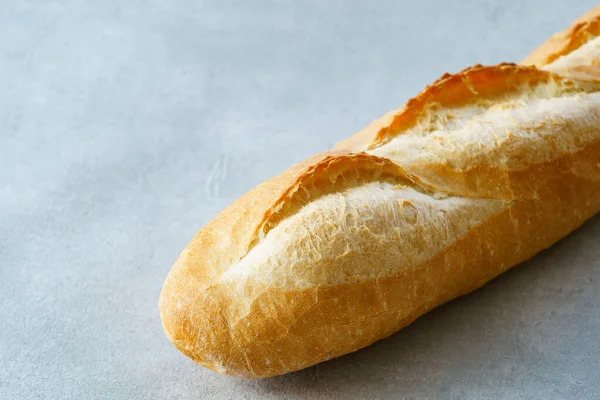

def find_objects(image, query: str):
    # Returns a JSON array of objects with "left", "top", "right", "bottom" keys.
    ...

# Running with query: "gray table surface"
[{"left": 2, "top": 1, "right": 600, "bottom": 399}]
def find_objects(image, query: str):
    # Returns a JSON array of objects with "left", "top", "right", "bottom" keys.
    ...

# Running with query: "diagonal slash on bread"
[
  {"left": 160, "top": 8, "right": 600, "bottom": 378},
  {"left": 523, "top": 5, "right": 600, "bottom": 80}
]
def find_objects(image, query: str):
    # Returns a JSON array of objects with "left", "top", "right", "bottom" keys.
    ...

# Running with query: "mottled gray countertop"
[{"left": 2, "top": 1, "right": 600, "bottom": 399}]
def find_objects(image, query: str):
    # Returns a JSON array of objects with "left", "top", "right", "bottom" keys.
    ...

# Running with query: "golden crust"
[
  {"left": 174, "top": 150, "right": 421, "bottom": 284},
  {"left": 522, "top": 5, "right": 600, "bottom": 68},
  {"left": 161, "top": 167, "right": 600, "bottom": 377},
  {"left": 336, "top": 64, "right": 593, "bottom": 151},
  {"left": 160, "top": 8, "right": 600, "bottom": 379}
]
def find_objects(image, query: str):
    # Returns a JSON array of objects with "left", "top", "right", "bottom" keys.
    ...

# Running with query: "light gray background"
[{"left": 2, "top": 1, "right": 600, "bottom": 399}]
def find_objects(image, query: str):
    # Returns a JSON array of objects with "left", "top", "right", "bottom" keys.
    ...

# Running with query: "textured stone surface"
[{"left": 1, "top": 1, "right": 599, "bottom": 398}]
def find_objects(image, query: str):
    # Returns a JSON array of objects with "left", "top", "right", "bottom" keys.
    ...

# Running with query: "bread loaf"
[{"left": 160, "top": 7, "right": 600, "bottom": 378}]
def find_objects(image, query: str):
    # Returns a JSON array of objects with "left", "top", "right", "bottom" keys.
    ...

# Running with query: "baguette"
[{"left": 160, "top": 8, "right": 600, "bottom": 378}]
